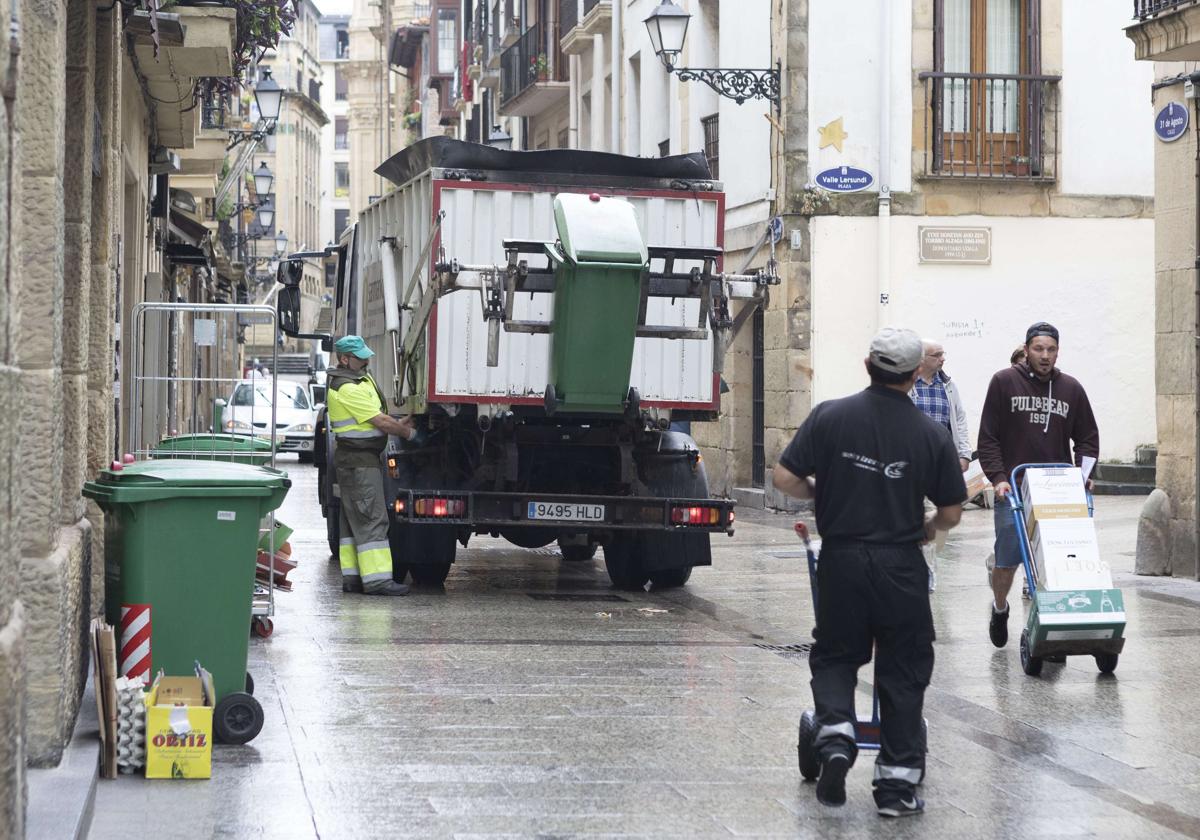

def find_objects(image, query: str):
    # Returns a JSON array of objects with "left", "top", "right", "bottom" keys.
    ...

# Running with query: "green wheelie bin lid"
[
  {"left": 152, "top": 434, "right": 274, "bottom": 466},
  {"left": 553, "top": 193, "right": 648, "bottom": 266},
  {"left": 83, "top": 459, "right": 291, "bottom": 507}
]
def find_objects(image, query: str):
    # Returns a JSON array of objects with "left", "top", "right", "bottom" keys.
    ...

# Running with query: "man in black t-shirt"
[{"left": 774, "top": 326, "right": 967, "bottom": 818}]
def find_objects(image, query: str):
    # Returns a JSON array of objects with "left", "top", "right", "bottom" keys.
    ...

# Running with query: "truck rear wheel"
[
  {"left": 637, "top": 437, "right": 712, "bottom": 588},
  {"left": 406, "top": 525, "right": 457, "bottom": 586},
  {"left": 604, "top": 533, "right": 649, "bottom": 591},
  {"left": 560, "top": 542, "right": 597, "bottom": 562},
  {"left": 325, "top": 502, "right": 340, "bottom": 559}
]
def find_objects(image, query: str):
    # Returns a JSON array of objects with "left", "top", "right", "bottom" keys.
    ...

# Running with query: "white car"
[{"left": 224, "top": 379, "right": 318, "bottom": 460}]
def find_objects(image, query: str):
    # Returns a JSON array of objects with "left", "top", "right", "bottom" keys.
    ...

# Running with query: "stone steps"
[{"left": 1092, "top": 450, "right": 1156, "bottom": 496}]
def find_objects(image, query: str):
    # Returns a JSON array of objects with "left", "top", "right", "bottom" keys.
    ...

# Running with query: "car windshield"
[
  {"left": 232, "top": 383, "right": 310, "bottom": 410},
  {"left": 232, "top": 384, "right": 274, "bottom": 408}
]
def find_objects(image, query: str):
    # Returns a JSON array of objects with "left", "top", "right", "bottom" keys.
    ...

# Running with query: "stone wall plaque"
[{"left": 918, "top": 226, "right": 991, "bottom": 265}]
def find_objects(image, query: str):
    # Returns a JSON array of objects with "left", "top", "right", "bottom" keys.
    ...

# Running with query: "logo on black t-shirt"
[{"left": 841, "top": 451, "right": 908, "bottom": 479}]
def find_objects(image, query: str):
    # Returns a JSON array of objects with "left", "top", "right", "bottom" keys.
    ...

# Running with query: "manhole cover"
[
  {"left": 755, "top": 642, "right": 813, "bottom": 658},
  {"left": 527, "top": 593, "right": 629, "bottom": 602}
]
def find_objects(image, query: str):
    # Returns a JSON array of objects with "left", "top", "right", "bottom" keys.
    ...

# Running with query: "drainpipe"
[
  {"left": 3, "top": 10, "right": 18, "bottom": 367},
  {"left": 569, "top": 53, "right": 579, "bottom": 148},
  {"left": 876, "top": 0, "right": 892, "bottom": 328},
  {"left": 1192, "top": 89, "right": 1200, "bottom": 579},
  {"left": 611, "top": 0, "right": 620, "bottom": 153},
  {"left": 591, "top": 33, "right": 605, "bottom": 151}
]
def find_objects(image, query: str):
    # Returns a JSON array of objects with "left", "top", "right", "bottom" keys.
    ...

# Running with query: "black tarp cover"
[{"left": 375, "top": 136, "right": 714, "bottom": 187}]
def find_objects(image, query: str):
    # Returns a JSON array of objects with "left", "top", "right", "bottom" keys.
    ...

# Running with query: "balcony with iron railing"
[
  {"left": 917, "top": 71, "right": 1060, "bottom": 182},
  {"left": 499, "top": 22, "right": 569, "bottom": 117},
  {"left": 560, "top": 0, "right": 609, "bottom": 54},
  {"left": 1128, "top": 0, "right": 1200, "bottom": 60},
  {"left": 200, "top": 86, "right": 227, "bottom": 130}
]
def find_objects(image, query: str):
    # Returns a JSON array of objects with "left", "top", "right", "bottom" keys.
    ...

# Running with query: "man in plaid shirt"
[{"left": 910, "top": 340, "right": 972, "bottom": 590}]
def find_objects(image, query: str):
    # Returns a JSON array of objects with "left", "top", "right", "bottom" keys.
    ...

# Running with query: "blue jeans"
[{"left": 993, "top": 498, "right": 1023, "bottom": 570}]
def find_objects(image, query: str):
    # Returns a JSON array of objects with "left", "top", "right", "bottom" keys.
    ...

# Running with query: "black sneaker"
[
  {"left": 877, "top": 792, "right": 925, "bottom": 818},
  {"left": 989, "top": 602, "right": 1009, "bottom": 648},
  {"left": 815, "top": 753, "right": 850, "bottom": 807},
  {"left": 342, "top": 576, "right": 364, "bottom": 594}
]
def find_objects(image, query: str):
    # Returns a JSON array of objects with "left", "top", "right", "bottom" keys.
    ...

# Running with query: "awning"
[
  {"left": 168, "top": 209, "right": 210, "bottom": 246},
  {"left": 164, "top": 242, "right": 209, "bottom": 266}
]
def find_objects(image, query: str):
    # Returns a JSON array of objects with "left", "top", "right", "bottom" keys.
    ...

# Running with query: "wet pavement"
[{"left": 88, "top": 460, "right": 1200, "bottom": 838}]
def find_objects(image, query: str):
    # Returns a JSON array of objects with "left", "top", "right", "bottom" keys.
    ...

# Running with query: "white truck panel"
[
  {"left": 353, "top": 177, "right": 722, "bottom": 410},
  {"left": 433, "top": 183, "right": 720, "bottom": 408}
]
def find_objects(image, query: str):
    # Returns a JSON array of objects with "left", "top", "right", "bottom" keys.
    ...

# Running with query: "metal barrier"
[{"left": 129, "top": 302, "right": 282, "bottom": 629}]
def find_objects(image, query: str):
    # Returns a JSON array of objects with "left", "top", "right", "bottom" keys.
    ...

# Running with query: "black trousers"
[{"left": 809, "top": 541, "right": 934, "bottom": 796}]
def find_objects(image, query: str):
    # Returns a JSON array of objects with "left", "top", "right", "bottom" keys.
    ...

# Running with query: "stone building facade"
[
  {"left": 1127, "top": 3, "right": 1200, "bottom": 578},
  {"left": 0, "top": 2, "right": 240, "bottom": 833},
  {"left": 757, "top": 0, "right": 1155, "bottom": 507}
]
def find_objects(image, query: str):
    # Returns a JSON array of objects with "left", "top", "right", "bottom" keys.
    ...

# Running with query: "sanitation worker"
[
  {"left": 773, "top": 326, "right": 967, "bottom": 818},
  {"left": 327, "top": 335, "right": 415, "bottom": 595}
]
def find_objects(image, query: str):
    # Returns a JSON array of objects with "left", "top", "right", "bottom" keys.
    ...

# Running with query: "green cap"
[{"left": 334, "top": 335, "right": 374, "bottom": 359}]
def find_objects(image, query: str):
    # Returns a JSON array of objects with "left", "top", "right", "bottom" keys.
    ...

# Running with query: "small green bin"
[
  {"left": 548, "top": 193, "right": 647, "bottom": 414},
  {"left": 152, "top": 433, "right": 274, "bottom": 467},
  {"left": 83, "top": 460, "right": 290, "bottom": 705}
]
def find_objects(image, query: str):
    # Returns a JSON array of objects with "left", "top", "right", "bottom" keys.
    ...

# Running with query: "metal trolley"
[
  {"left": 793, "top": 522, "right": 926, "bottom": 783},
  {"left": 1008, "top": 463, "right": 1125, "bottom": 677},
  {"left": 129, "top": 302, "right": 281, "bottom": 638}
]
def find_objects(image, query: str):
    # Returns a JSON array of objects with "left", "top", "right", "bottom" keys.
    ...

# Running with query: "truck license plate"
[{"left": 527, "top": 501, "right": 605, "bottom": 522}]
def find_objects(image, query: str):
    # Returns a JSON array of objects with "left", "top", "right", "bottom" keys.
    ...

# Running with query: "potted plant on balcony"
[{"left": 529, "top": 52, "right": 549, "bottom": 82}]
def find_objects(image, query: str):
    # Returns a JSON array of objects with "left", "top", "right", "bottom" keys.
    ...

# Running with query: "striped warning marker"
[{"left": 118, "top": 604, "right": 151, "bottom": 680}]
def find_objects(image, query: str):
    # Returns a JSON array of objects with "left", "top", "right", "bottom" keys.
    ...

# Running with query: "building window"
[
  {"left": 335, "top": 66, "right": 347, "bottom": 101},
  {"left": 334, "top": 208, "right": 350, "bottom": 239},
  {"left": 334, "top": 162, "right": 349, "bottom": 197},
  {"left": 701, "top": 113, "right": 718, "bottom": 179},
  {"left": 437, "top": 10, "right": 458, "bottom": 75},
  {"left": 335, "top": 116, "right": 349, "bottom": 150},
  {"left": 336, "top": 29, "right": 349, "bottom": 59},
  {"left": 930, "top": 0, "right": 1053, "bottom": 178},
  {"left": 658, "top": 139, "right": 669, "bottom": 158}
]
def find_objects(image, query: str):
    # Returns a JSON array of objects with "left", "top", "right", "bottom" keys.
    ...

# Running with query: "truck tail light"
[
  {"left": 394, "top": 498, "right": 406, "bottom": 514},
  {"left": 412, "top": 497, "right": 466, "bottom": 518},
  {"left": 670, "top": 505, "right": 721, "bottom": 526}
]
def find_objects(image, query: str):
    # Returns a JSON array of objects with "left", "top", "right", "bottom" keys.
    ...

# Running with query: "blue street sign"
[
  {"left": 814, "top": 166, "right": 874, "bottom": 193},
  {"left": 768, "top": 216, "right": 783, "bottom": 244},
  {"left": 1155, "top": 101, "right": 1189, "bottom": 143}
]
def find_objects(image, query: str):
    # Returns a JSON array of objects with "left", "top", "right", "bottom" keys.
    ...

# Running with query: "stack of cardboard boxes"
[{"left": 1021, "top": 467, "right": 1126, "bottom": 647}]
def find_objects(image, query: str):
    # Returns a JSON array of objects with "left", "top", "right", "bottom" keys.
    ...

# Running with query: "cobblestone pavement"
[{"left": 89, "top": 460, "right": 1200, "bottom": 838}]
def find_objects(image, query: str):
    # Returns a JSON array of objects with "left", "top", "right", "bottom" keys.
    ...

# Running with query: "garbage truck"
[{"left": 275, "top": 137, "right": 777, "bottom": 589}]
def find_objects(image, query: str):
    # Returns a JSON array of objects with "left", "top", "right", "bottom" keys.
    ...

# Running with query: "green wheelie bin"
[
  {"left": 151, "top": 433, "right": 274, "bottom": 466},
  {"left": 82, "top": 460, "right": 290, "bottom": 744},
  {"left": 545, "top": 193, "right": 648, "bottom": 414}
]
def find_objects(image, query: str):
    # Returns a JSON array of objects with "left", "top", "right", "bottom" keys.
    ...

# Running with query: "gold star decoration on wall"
[{"left": 818, "top": 117, "right": 847, "bottom": 153}]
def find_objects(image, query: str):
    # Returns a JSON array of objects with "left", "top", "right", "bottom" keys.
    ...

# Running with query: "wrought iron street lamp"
[
  {"left": 227, "top": 69, "right": 286, "bottom": 150},
  {"left": 643, "top": 0, "right": 780, "bottom": 111},
  {"left": 253, "top": 161, "right": 275, "bottom": 198},
  {"left": 256, "top": 200, "right": 275, "bottom": 230},
  {"left": 486, "top": 124, "right": 513, "bottom": 150}
]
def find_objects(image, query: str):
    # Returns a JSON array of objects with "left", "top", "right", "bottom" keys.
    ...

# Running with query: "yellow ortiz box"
[
  {"left": 1020, "top": 466, "right": 1089, "bottom": 529},
  {"left": 145, "top": 668, "right": 215, "bottom": 779}
]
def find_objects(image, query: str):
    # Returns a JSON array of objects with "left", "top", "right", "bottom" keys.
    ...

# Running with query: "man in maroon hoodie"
[{"left": 978, "top": 322, "right": 1099, "bottom": 648}]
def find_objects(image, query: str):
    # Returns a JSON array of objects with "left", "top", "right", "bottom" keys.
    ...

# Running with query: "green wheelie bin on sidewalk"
[
  {"left": 151, "top": 433, "right": 274, "bottom": 466},
  {"left": 83, "top": 459, "right": 290, "bottom": 744}
]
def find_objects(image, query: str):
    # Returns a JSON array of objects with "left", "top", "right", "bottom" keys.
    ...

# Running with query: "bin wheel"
[
  {"left": 245, "top": 672, "right": 254, "bottom": 695},
  {"left": 213, "top": 692, "right": 264, "bottom": 744},
  {"left": 1020, "top": 629, "right": 1044, "bottom": 677},
  {"left": 1095, "top": 652, "right": 1119, "bottom": 674},
  {"left": 325, "top": 503, "right": 340, "bottom": 559},
  {"left": 252, "top": 617, "right": 274, "bottom": 638},
  {"left": 797, "top": 710, "right": 819, "bottom": 781},
  {"left": 544, "top": 384, "right": 558, "bottom": 416}
]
